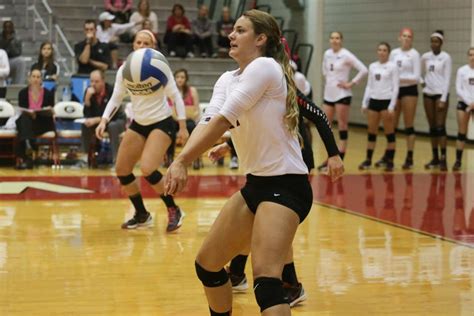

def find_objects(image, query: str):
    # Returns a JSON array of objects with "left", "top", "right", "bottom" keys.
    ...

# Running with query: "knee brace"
[
  {"left": 144, "top": 170, "right": 163, "bottom": 185},
  {"left": 117, "top": 173, "right": 136, "bottom": 186},
  {"left": 195, "top": 261, "right": 229, "bottom": 288},
  {"left": 254, "top": 277, "right": 288, "bottom": 312},
  {"left": 458, "top": 133, "right": 466, "bottom": 141},
  {"left": 436, "top": 126, "right": 446, "bottom": 137},
  {"left": 368, "top": 133, "right": 377, "bottom": 142},
  {"left": 386, "top": 133, "right": 396, "bottom": 143},
  {"left": 339, "top": 130, "right": 348, "bottom": 140},
  {"left": 405, "top": 127, "right": 415, "bottom": 135},
  {"left": 429, "top": 127, "right": 437, "bottom": 137}
]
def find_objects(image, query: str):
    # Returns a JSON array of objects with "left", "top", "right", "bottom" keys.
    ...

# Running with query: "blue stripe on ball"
[{"left": 140, "top": 48, "right": 169, "bottom": 86}]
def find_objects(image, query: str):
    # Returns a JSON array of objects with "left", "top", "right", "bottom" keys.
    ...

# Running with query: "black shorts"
[
  {"left": 368, "top": 99, "right": 390, "bottom": 112},
  {"left": 398, "top": 85, "right": 418, "bottom": 99},
  {"left": 240, "top": 174, "right": 313, "bottom": 223},
  {"left": 457, "top": 101, "right": 472, "bottom": 112},
  {"left": 423, "top": 93, "right": 442, "bottom": 101},
  {"left": 129, "top": 116, "right": 176, "bottom": 140},
  {"left": 324, "top": 96, "right": 352, "bottom": 107}
]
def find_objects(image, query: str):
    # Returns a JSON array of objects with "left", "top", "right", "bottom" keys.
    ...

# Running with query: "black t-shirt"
[
  {"left": 74, "top": 40, "right": 111, "bottom": 75},
  {"left": 30, "top": 61, "right": 59, "bottom": 80},
  {"left": 83, "top": 83, "right": 125, "bottom": 121}
]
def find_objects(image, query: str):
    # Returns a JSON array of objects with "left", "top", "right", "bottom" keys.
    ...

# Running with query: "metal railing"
[
  {"left": 24, "top": 0, "right": 76, "bottom": 76},
  {"left": 54, "top": 24, "right": 75, "bottom": 76}
]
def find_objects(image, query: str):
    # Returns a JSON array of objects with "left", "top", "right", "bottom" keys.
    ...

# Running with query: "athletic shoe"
[
  {"left": 167, "top": 206, "right": 185, "bottom": 232},
  {"left": 452, "top": 161, "right": 462, "bottom": 172},
  {"left": 374, "top": 157, "right": 387, "bottom": 168},
  {"left": 229, "top": 156, "right": 239, "bottom": 170},
  {"left": 283, "top": 282, "right": 307, "bottom": 307},
  {"left": 439, "top": 159, "right": 448, "bottom": 171},
  {"left": 402, "top": 158, "right": 413, "bottom": 170},
  {"left": 228, "top": 272, "right": 248, "bottom": 292},
  {"left": 169, "top": 51, "right": 176, "bottom": 57},
  {"left": 384, "top": 161, "right": 394, "bottom": 172},
  {"left": 317, "top": 160, "right": 328, "bottom": 172},
  {"left": 121, "top": 212, "right": 153, "bottom": 229},
  {"left": 358, "top": 160, "right": 371, "bottom": 170},
  {"left": 424, "top": 159, "right": 440, "bottom": 169}
]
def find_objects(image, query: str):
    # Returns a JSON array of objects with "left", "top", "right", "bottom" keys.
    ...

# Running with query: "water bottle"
[{"left": 62, "top": 86, "right": 71, "bottom": 102}]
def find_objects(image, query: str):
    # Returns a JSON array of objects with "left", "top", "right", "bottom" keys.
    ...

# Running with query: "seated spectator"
[
  {"left": 81, "top": 70, "right": 125, "bottom": 165},
  {"left": 0, "top": 48, "right": 9, "bottom": 99},
  {"left": 0, "top": 21, "right": 26, "bottom": 84},
  {"left": 192, "top": 4, "right": 214, "bottom": 58},
  {"left": 166, "top": 68, "right": 201, "bottom": 169},
  {"left": 216, "top": 6, "right": 234, "bottom": 57},
  {"left": 15, "top": 68, "right": 55, "bottom": 169},
  {"left": 74, "top": 20, "right": 111, "bottom": 75},
  {"left": 104, "top": 0, "right": 132, "bottom": 24},
  {"left": 30, "top": 41, "right": 60, "bottom": 81},
  {"left": 164, "top": 4, "right": 194, "bottom": 58},
  {"left": 97, "top": 12, "right": 139, "bottom": 69},
  {"left": 141, "top": 19, "right": 160, "bottom": 49},
  {"left": 129, "top": 0, "right": 159, "bottom": 41}
]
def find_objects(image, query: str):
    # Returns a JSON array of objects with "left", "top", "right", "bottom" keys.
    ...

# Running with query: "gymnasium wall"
[{"left": 320, "top": 0, "right": 472, "bottom": 136}]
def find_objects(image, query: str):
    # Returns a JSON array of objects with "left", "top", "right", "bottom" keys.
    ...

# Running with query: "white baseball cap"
[{"left": 99, "top": 12, "right": 115, "bottom": 22}]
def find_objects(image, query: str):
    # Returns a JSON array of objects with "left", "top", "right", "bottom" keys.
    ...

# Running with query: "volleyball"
[{"left": 122, "top": 48, "right": 171, "bottom": 96}]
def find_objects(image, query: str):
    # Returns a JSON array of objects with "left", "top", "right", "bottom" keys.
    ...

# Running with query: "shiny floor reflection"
[
  {"left": 313, "top": 173, "right": 474, "bottom": 247},
  {"left": 0, "top": 198, "right": 473, "bottom": 315}
]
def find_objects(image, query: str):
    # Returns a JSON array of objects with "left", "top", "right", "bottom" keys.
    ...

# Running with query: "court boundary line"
[{"left": 314, "top": 201, "right": 474, "bottom": 249}]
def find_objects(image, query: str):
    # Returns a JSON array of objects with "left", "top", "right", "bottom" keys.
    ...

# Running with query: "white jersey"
[
  {"left": 362, "top": 61, "right": 399, "bottom": 110},
  {"left": 0, "top": 49, "right": 9, "bottom": 87},
  {"left": 97, "top": 22, "right": 136, "bottom": 43},
  {"left": 102, "top": 64, "right": 186, "bottom": 125},
  {"left": 421, "top": 51, "right": 452, "bottom": 102},
  {"left": 389, "top": 48, "right": 421, "bottom": 87},
  {"left": 200, "top": 57, "right": 308, "bottom": 176},
  {"left": 322, "top": 48, "right": 367, "bottom": 102},
  {"left": 294, "top": 71, "right": 311, "bottom": 96},
  {"left": 455, "top": 64, "right": 474, "bottom": 105}
]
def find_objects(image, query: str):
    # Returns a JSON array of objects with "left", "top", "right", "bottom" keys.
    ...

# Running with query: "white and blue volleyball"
[{"left": 122, "top": 48, "right": 171, "bottom": 96}]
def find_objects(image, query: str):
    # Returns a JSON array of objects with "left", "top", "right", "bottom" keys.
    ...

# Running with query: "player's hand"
[
  {"left": 176, "top": 127, "right": 189, "bottom": 145},
  {"left": 208, "top": 142, "right": 230, "bottom": 163},
  {"left": 164, "top": 159, "right": 188, "bottom": 195},
  {"left": 361, "top": 107, "right": 367, "bottom": 115},
  {"left": 95, "top": 118, "right": 107, "bottom": 139},
  {"left": 337, "top": 81, "right": 353, "bottom": 89},
  {"left": 326, "top": 155, "right": 344, "bottom": 182}
]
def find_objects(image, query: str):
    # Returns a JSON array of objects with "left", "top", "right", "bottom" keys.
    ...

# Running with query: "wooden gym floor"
[{"left": 0, "top": 126, "right": 473, "bottom": 315}]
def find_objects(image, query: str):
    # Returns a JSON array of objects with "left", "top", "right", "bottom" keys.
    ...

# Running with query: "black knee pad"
[
  {"left": 386, "top": 133, "right": 396, "bottom": 143},
  {"left": 368, "top": 133, "right": 377, "bottom": 142},
  {"left": 339, "top": 130, "right": 348, "bottom": 140},
  {"left": 117, "top": 173, "right": 136, "bottom": 186},
  {"left": 144, "top": 170, "right": 163, "bottom": 185},
  {"left": 254, "top": 277, "right": 288, "bottom": 312},
  {"left": 209, "top": 308, "right": 230, "bottom": 316},
  {"left": 458, "top": 133, "right": 466, "bottom": 141},
  {"left": 436, "top": 126, "right": 446, "bottom": 137},
  {"left": 405, "top": 127, "right": 415, "bottom": 135},
  {"left": 195, "top": 261, "right": 229, "bottom": 288},
  {"left": 429, "top": 127, "right": 437, "bottom": 137}
]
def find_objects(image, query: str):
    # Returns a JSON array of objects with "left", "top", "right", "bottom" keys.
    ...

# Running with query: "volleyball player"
[
  {"left": 453, "top": 47, "right": 474, "bottom": 171},
  {"left": 96, "top": 30, "right": 189, "bottom": 231},
  {"left": 359, "top": 42, "right": 399, "bottom": 171},
  {"left": 319, "top": 31, "right": 367, "bottom": 171},
  {"left": 164, "top": 10, "right": 344, "bottom": 315},
  {"left": 385, "top": 28, "right": 420, "bottom": 170},
  {"left": 421, "top": 30, "right": 452, "bottom": 171}
]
